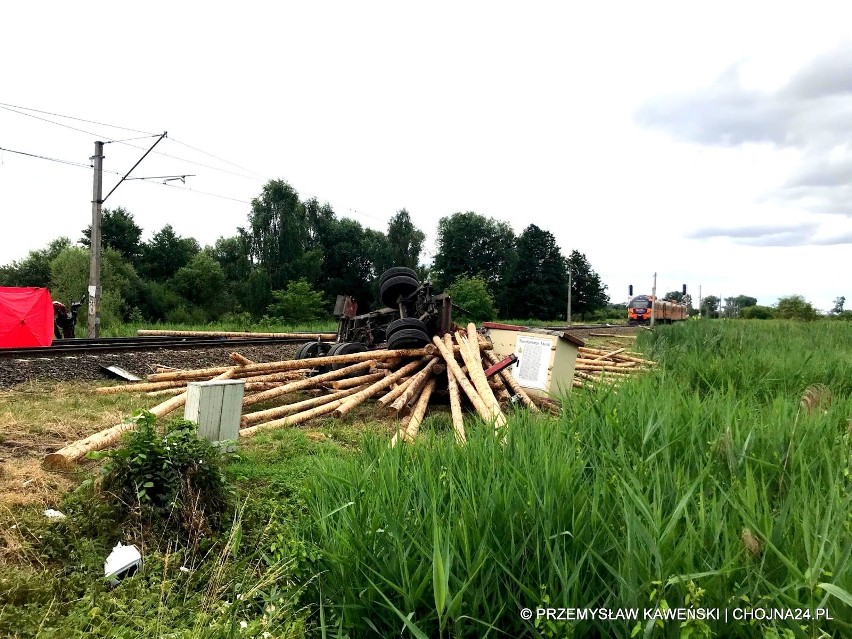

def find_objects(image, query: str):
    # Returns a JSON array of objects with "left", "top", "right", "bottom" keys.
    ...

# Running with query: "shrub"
[
  {"left": 267, "top": 278, "right": 326, "bottom": 323},
  {"left": 740, "top": 305, "right": 775, "bottom": 319},
  {"left": 447, "top": 275, "right": 496, "bottom": 323},
  {"left": 775, "top": 295, "right": 819, "bottom": 321},
  {"left": 100, "top": 412, "right": 233, "bottom": 537}
]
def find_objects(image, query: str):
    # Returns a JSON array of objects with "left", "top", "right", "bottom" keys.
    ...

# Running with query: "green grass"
[
  {"left": 2, "top": 320, "right": 850, "bottom": 638},
  {"left": 305, "top": 320, "right": 852, "bottom": 637}
]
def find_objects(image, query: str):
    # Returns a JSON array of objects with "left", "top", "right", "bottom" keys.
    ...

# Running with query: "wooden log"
[
  {"left": 240, "top": 371, "right": 308, "bottom": 383},
  {"left": 431, "top": 335, "right": 491, "bottom": 423},
  {"left": 240, "top": 394, "right": 356, "bottom": 437},
  {"left": 43, "top": 369, "right": 235, "bottom": 469},
  {"left": 444, "top": 342, "right": 467, "bottom": 444},
  {"left": 230, "top": 352, "right": 255, "bottom": 366},
  {"left": 592, "top": 348, "right": 625, "bottom": 361},
  {"left": 333, "top": 359, "right": 426, "bottom": 418},
  {"left": 96, "top": 379, "right": 190, "bottom": 394},
  {"left": 400, "top": 377, "right": 437, "bottom": 444},
  {"left": 146, "top": 345, "right": 437, "bottom": 382},
  {"left": 376, "top": 375, "right": 415, "bottom": 407},
  {"left": 458, "top": 327, "right": 506, "bottom": 429},
  {"left": 390, "top": 359, "right": 440, "bottom": 415},
  {"left": 579, "top": 347, "right": 654, "bottom": 365},
  {"left": 243, "top": 360, "right": 375, "bottom": 407},
  {"left": 327, "top": 372, "right": 386, "bottom": 390},
  {"left": 483, "top": 350, "right": 538, "bottom": 412},
  {"left": 145, "top": 388, "right": 185, "bottom": 397},
  {"left": 575, "top": 363, "right": 637, "bottom": 373},
  {"left": 137, "top": 329, "right": 338, "bottom": 340},
  {"left": 587, "top": 333, "right": 637, "bottom": 339},
  {"left": 242, "top": 385, "right": 366, "bottom": 426}
]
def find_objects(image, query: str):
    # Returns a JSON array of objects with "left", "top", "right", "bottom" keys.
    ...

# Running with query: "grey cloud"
[
  {"left": 686, "top": 223, "right": 824, "bottom": 247},
  {"left": 687, "top": 222, "right": 852, "bottom": 246},
  {"left": 686, "top": 223, "right": 818, "bottom": 240},
  {"left": 637, "top": 45, "right": 852, "bottom": 218}
]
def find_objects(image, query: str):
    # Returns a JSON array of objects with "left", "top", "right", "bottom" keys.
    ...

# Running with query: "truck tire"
[
  {"left": 379, "top": 267, "right": 419, "bottom": 288},
  {"left": 295, "top": 341, "right": 332, "bottom": 360},
  {"left": 328, "top": 341, "right": 369, "bottom": 372},
  {"left": 380, "top": 275, "right": 419, "bottom": 308},
  {"left": 386, "top": 317, "right": 428, "bottom": 338},
  {"left": 387, "top": 328, "right": 431, "bottom": 349}
]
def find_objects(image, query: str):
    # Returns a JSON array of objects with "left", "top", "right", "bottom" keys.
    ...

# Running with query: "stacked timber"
[
  {"left": 44, "top": 328, "right": 536, "bottom": 467},
  {"left": 572, "top": 346, "right": 656, "bottom": 389}
]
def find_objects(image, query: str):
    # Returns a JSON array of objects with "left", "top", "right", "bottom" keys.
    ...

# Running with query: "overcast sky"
[{"left": 2, "top": 2, "right": 850, "bottom": 312}]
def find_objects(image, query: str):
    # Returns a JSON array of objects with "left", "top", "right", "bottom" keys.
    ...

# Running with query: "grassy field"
[{"left": 0, "top": 320, "right": 850, "bottom": 638}]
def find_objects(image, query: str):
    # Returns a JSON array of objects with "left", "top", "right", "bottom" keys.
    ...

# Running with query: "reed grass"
[{"left": 306, "top": 320, "right": 852, "bottom": 638}]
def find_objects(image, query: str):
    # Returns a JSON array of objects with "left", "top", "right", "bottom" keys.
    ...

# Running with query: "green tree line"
[{"left": 0, "top": 179, "right": 610, "bottom": 327}]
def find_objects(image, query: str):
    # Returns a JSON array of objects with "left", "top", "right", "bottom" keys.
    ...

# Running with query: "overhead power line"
[
  {"left": 0, "top": 145, "right": 92, "bottom": 169},
  {"left": 0, "top": 101, "right": 155, "bottom": 135},
  {"left": 0, "top": 101, "right": 265, "bottom": 181}
]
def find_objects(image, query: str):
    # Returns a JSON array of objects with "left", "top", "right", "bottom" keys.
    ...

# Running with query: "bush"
[
  {"left": 447, "top": 275, "right": 496, "bottom": 323},
  {"left": 100, "top": 412, "right": 233, "bottom": 537},
  {"left": 267, "top": 278, "right": 327, "bottom": 323},
  {"left": 740, "top": 305, "right": 775, "bottom": 320},
  {"left": 775, "top": 295, "right": 819, "bottom": 321}
]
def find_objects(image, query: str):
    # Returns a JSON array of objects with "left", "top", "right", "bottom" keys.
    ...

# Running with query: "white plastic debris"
[
  {"left": 43, "top": 509, "right": 66, "bottom": 519},
  {"left": 104, "top": 542, "right": 142, "bottom": 583},
  {"left": 179, "top": 566, "right": 191, "bottom": 574}
]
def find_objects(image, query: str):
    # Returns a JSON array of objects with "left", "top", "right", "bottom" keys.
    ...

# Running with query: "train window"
[{"left": 630, "top": 299, "right": 650, "bottom": 309}]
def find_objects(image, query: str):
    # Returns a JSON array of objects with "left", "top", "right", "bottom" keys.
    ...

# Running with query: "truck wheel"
[
  {"left": 328, "top": 341, "right": 369, "bottom": 371},
  {"left": 295, "top": 341, "right": 333, "bottom": 374},
  {"left": 387, "top": 328, "right": 431, "bottom": 349},
  {"left": 380, "top": 275, "right": 419, "bottom": 308},
  {"left": 295, "top": 341, "right": 331, "bottom": 359},
  {"left": 386, "top": 317, "right": 428, "bottom": 338},
  {"left": 379, "top": 267, "right": 419, "bottom": 288}
]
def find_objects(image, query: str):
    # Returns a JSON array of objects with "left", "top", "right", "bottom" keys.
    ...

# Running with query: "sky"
[{"left": 2, "top": 2, "right": 851, "bottom": 313}]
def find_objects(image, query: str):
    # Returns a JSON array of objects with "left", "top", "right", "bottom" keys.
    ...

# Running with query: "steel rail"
[{"left": 0, "top": 336, "right": 311, "bottom": 359}]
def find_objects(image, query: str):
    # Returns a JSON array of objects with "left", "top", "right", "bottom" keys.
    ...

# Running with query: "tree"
[
  {"left": 700, "top": 295, "right": 720, "bottom": 318},
  {"left": 775, "top": 295, "right": 819, "bottom": 321},
  {"left": 432, "top": 212, "right": 517, "bottom": 315},
  {"left": 208, "top": 233, "right": 252, "bottom": 284},
  {"left": 0, "top": 237, "right": 71, "bottom": 287},
  {"left": 49, "top": 246, "right": 140, "bottom": 328},
  {"left": 734, "top": 295, "right": 757, "bottom": 308},
  {"left": 315, "top": 217, "right": 382, "bottom": 310},
  {"left": 566, "top": 250, "right": 609, "bottom": 320},
  {"left": 139, "top": 225, "right": 200, "bottom": 281},
  {"left": 447, "top": 276, "right": 496, "bottom": 323},
  {"left": 241, "top": 269, "right": 274, "bottom": 319},
  {"left": 663, "top": 290, "right": 685, "bottom": 303},
  {"left": 507, "top": 224, "right": 568, "bottom": 319},
  {"left": 383, "top": 209, "right": 425, "bottom": 271},
  {"left": 170, "top": 253, "right": 229, "bottom": 321},
  {"left": 81, "top": 207, "right": 143, "bottom": 266},
  {"left": 267, "top": 279, "right": 326, "bottom": 323},
  {"left": 831, "top": 296, "right": 846, "bottom": 314},
  {"left": 246, "top": 180, "right": 309, "bottom": 288}
]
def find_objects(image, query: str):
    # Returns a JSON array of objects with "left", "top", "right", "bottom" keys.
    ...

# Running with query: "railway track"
[{"left": 0, "top": 336, "right": 313, "bottom": 359}]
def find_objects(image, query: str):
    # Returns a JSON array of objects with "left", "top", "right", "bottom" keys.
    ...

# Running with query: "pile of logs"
[
  {"left": 43, "top": 324, "right": 543, "bottom": 469},
  {"left": 572, "top": 346, "right": 656, "bottom": 389}
]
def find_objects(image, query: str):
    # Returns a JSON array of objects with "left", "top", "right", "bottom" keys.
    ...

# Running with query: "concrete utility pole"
[
  {"left": 566, "top": 272, "right": 572, "bottom": 324},
  {"left": 650, "top": 272, "right": 657, "bottom": 328},
  {"left": 87, "top": 141, "right": 104, "bottom": 338},
  {"left": 698, "top": 285, "right": 702, "bottom": 319}
]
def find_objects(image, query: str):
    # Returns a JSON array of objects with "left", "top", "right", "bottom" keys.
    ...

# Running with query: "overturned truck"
[{"left": 295, "top": 267, "right": 453, "bottom": 362}]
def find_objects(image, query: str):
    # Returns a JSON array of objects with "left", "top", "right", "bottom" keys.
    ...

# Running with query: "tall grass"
[{"left": 306, "top": 321, "right": 852, "bottom": 637}]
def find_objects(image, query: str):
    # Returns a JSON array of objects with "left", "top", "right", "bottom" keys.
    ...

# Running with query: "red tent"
[{"left": 0, "top": 287, "right": 54, "bottom": 348}]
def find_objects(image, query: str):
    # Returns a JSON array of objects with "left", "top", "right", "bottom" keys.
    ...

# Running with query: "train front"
[{"left": 627, "top": 295, "right": 652, "bottom": 325}]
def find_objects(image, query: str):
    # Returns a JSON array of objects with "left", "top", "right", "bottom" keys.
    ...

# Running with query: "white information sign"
[{"left": 512, "top": 335, "right": 552, "bottom": 390}]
